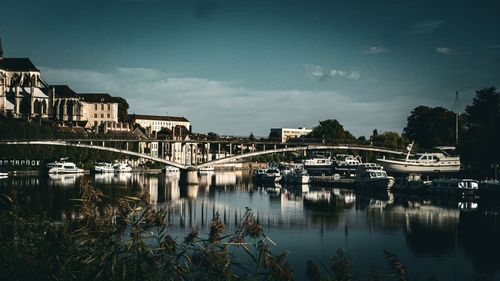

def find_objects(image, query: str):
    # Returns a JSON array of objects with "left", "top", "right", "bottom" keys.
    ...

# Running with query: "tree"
[
  {"left": 308, "top": 119, "right": 354, "bottom": 143},
  {"left": 460, "top": 87, "right": 500, "bottom": 177},
  {"left": 114, "top": 97, "right": 129, "bottom": 123},
  {"left": 403, "top": 106, "right": 457, "bottom": 149},
  {"left": 207, "top": 132, "right": 219, "bottom": 140},
  {"left": 370, "top": 131, "right": 406, "bottom": 149}
]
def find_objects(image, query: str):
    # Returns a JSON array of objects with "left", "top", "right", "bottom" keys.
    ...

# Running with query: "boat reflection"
[{"left": 49, "top": 174, "right": 82, "bottom": 187}]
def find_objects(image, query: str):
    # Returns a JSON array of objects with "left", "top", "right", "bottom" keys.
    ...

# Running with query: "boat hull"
[
  {"left": 357, "top": 178, "right": 392, "bottom": 191},
  {"left": 376, "top": 159, "right": 460, "bottom": 174}
]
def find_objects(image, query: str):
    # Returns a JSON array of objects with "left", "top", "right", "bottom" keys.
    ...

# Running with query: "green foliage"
[
  {"left": 460, "top": 87, "right": 500, "bottom": 177},
  {"left": 308, "top": 119, "right": 355, "bottom": 143},
  {"left": 253, "top": 152, "right": 299, "bottom": 163},
  {"left": 370, "top": 131, "right": 407, "bottom": 150},
  {"left": 403, "top": 106, "right": 458, "bottom": 149},
  {"left": 114, "top": 97, "right": 130, "bottom": 123}
]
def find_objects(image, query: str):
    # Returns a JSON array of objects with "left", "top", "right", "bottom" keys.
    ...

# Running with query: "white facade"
[
  {"left": 79, "top": 94, "right": 119, "bottom": 128},
  {"left": 131, "top": 114, "right": 190, "bottom": 133},
  {"left": 81, "top": 102, "right": 118, "bottom": 127},
  {"left": 270, "top": 127, "right": 313, "bottom": 143}
]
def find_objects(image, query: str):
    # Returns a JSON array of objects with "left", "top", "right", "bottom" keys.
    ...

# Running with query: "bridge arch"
[
  {"left": 0, "top": 141, "right": 187, "bottom": 169},
  {"left": 197, "top": 145, "right": 407, "bottom": 168}
]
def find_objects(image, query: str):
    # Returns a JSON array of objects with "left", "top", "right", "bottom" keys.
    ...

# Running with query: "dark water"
[{"left": 1, "top": 171, "right": 500, "bottom": 281}]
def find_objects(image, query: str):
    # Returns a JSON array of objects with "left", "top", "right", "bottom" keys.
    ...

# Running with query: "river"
[{"left": 1, "top": 171, "right": 499, "bottom": 280}]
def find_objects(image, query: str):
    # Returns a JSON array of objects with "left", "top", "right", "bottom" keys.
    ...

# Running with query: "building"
[
  {"left": 269, "top": 127, "right": 313, "bottom": 143},
  {"left": 129, "top": 114, "right": 191, "bottom": 136},
  {"left": 79, "top": 93, "right": 120, "bottom": 128},
  {"left": 0, "top": 35, "right": 50, "bottom": 118},
  {"left": 48, "top": 85, "right": 84, "bottom": 125}
]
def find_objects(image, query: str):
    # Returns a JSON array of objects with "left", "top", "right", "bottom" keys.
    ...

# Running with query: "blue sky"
[{"left": 1, "top": 0, "right": 499, "bottom": 137}]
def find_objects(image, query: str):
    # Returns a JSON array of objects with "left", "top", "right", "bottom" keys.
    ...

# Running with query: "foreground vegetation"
[{"left": 0, "top": 179, "right": 421, "bottom": 281}]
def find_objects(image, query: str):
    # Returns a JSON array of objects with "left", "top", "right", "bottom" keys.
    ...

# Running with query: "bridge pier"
[{"left": 181, "top": 166, "right": 199, "bottom": 185}]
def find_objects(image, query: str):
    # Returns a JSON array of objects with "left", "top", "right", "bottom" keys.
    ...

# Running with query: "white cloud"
[
  {"left": 40, "top": 66, "right": 417, "bottom": 137},
  {"left": 363, "top": 46, "right": 389, "bottom": 54},
  {"left": 305, "top": 65, "right": 361, "bottom": 81},
  {"left": 413, "top": 19, "right": 445, "bottom": 33},
  {"left": 435, "top": 47, "right": 468, "bottom": 56}
]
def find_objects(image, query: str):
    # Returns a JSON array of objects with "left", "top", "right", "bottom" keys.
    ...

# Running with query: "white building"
[
  {"left": 129, "top": 114, "right": 191, "bottom": 135},
  {"left": 79, "top": 93, "right": 119, "bottom": 128},
  {"left": 269, "top": 127, "right": 313, "bottom": 143}
]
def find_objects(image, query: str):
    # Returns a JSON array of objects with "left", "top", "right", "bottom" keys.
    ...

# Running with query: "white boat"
[
  {"left": 113, "top": 163, "right": 132, "bottom": 173},
  {"left": 303, "top": 157, "right": 333, "bottom": 175},
  {"left": 284, "top": 168, "right": 310, "bottom": 184},
  {"left": 48, "top": 162, "right": 84, "bottom": 174},
  {"left": 252, "top": 169, "right": 267, "bottom": 182},
  {"left": 262, "top": 168, "right": 282, "bottom": 183},
  {"left": 332, "top": 154, "right": 362, "bottom": 176},
  {"left": 164, "top": 166, "right": 180, "bottom": 174},
  {"left": 93, "top": 162, "right": 114, "bottom": 173},
  {"left": 356, "top": 163, "right": 394, "bottom": 191},
  {"left": 376, "top": 144, "right": 460, "bottom": 174},
  {"left": 429, "top": 178, "right": 478, "bottom": 196},
  {"left": 199, "top": 166, "right": 215, "bottom": 174}
]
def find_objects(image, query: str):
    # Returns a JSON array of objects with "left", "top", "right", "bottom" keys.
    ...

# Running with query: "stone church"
[{"left": 0, "top": 34, "right": 50, "bottom": 119}]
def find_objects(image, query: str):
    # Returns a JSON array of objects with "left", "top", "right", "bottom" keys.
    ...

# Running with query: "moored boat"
[
  {"left": 303, "top": 157, "right": 333, "bottom": 175},
  {"left": 376, "top": 144, "right": 460, "bottom": 174},
  {"left": 332, "top": 154, "right": 362, "bottom": 176},
  {"left": 356, "top": 163, "right": 394, "bottom": 191},
  {"left": 48, "top": 162, "right": 84, "bottom": 174},
  {"left": 199, "top": 166, "right": 215, "bottom": 174},
  {"left": 262, "top": 168, "right": 282, "bottom": 183},
  {"left": 428, "top": 178, "right": 479, "bottom": 196},
  {"left": 164, "top": 166, "right": 180, "bottom": 174},
  {"left": 114, "top": 162, "right": 132, "bottom": 173},
  {"left": 93, "top": 162, "right": 114, "bottom": 173}
]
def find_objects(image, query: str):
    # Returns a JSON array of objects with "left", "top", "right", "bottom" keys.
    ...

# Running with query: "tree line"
[{"left": 306, "top": 87, "right": 500, "bottom": 178}]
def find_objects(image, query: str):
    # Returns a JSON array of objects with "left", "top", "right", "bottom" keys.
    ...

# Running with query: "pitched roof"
[
  {"left": 78, "top": 93, "right": 117, "bottom": 103},
  {"left": 129, "top": 114, "right": 189, "bottom": 122},
  {"left": 49, "top": 85, "right": 79, "bottom": 98},
  {"left": 0, "top": 58, "right": 39, "bottom": 72}
]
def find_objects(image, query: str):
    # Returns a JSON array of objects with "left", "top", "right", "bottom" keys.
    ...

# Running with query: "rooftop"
[
  {"left": 129, "top": 114, "right": 189, "bottom": 122},
  {"left": 49, "top": 85, "right": 79, "bottom": 98},
  {"left": 0, "top": 58, "right": 39, "bottom": 72},
  {"left": 78, "top": 93, "right": 118, "bottom": 103}
]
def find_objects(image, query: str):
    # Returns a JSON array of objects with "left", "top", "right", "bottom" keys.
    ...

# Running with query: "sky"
[{"left": 1, "top": 0, "right": 499, "bottom": 137}]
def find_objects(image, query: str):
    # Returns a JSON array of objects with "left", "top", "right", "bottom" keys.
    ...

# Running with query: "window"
[
  {"left": 94, "top": 104, "right": 97, "bottom": 110},
  {"left": 94, "top": 114, "right": 97, "bottom": 118},
  {"left": 101, "top": 114, "right": 104, "bottom": 118},
  {"left": 107, "top": 113, "right": 110, "bottom": 118},
  {"left": 107, "top": 104, "right": 110, "bottom": 110},
  {"left": 101, "top": 104, "right": 104, "bottom": 110}
]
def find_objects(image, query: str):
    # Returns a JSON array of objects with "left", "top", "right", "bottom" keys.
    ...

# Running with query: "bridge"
[{"left": 0, "top": 139, "right": 408, "bottom": 170}]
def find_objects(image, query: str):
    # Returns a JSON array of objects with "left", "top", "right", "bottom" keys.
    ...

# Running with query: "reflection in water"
[
  {"left": 49, "top": 174, "right": 82, "bottom": 187},
  {"left": 2, "top": 171, "right": 500, "bottom": 280}
]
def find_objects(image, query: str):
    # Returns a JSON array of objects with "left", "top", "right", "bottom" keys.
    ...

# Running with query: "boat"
[
  {"left": 198, "top": 166, "right": 215, "bottom": 174},
  {"left": 163, "top": 166, "right": 180, "bottom": 174},
  {"left": 376, "top": 143, "right": 460, "bottom": 174},
  {"left": 252, "top": 169, "right": 267, "bottom": 182},
  {"left": 113, "top": 162, "right": 132, "bottom": 173},
  {"left": 92, "top": 162, "right": 114, "bottom": 173},
  {"left": 480, "top": 180, "right": 500, "bottom": 195},
  {"left": 303, "top": 157, "right": 333, "bottom": 175},
  {"left": 48, "top": 162, "right": 84, "bottom": 174},
  {"left": 262, "top": 168, "right": 282, "bottom": 183},
  {"left": 428, "top": 178, "right": 479, "bottom": 196},
  {"left": 332, "top": 154, "right": 362, "bottom": 176},
  {"left": 0, "top": 166, "right": 8, "bottom": 177},
  {"left": 284, "top": 168, "right": 310, "bottom": 184},
  {"left": 392, "top": 174, "right": 432, "bottom": 191},
  {"left": 356, "top": 163, "right": 394, "bottom": 191}
]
